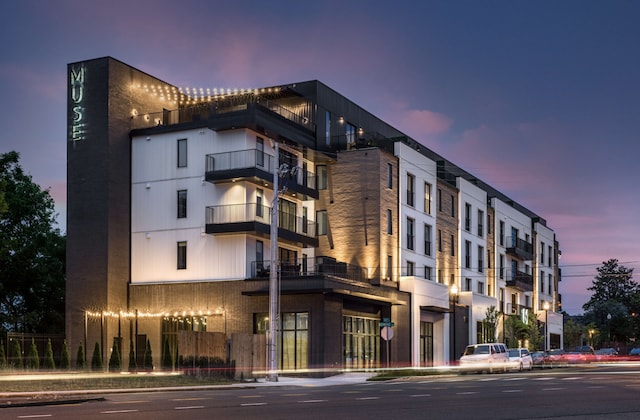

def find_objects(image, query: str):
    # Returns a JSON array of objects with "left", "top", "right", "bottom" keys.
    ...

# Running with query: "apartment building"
[{"left": 66, "top": 57, "right": 562, "bottom": 374}]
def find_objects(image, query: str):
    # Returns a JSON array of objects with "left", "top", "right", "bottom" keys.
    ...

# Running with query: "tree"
[
  {"left": 76, "top": 342, "right": 86, "bottom": 370},
  {"left": 91, "top": 342, "right": 102, "bottom": 371},
  {"left": 143, "top": 339, "right": 153, "bottom": 370},
  {"left": 26, "top": 338, "right": 39, "bottom": 370},
  {"left": 12, "top": 340, "right": 23, "bottom": 369},
  {"left": 43, "top": 338, "right": 55, "bottom": 370},
  {"left": 0, "top": 151, "right": 65, "bottom": 334},
  {"left": 0, "top": 340, "right": 7, "bottom": 369},
  {"left": 60, "top": 339, "right": 71, "bottom": 370},
  {"left": 108, "top": 339, "right": 121, "bottom": 372},
  {"left": 583, "top": 259, "right": 640, "bottom": 343},
  {"left": 504, "top": 315, "right": 528, "bottom": 348},
  {"left": 128, "top": 341, "right": 137, "bottom": 372},
  {"left": 481, "top": 306, "right": 501, "bottom": 343}
]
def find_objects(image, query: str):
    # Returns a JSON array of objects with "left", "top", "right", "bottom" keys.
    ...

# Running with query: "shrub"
[
  {"left": 60, "top": 340, "right": 71, "bottom": 370},
  {"left": 128, "top": 341, "right": 137, "bottom": 372},
  {"left": 91, "top": 342, "right": 102, "bottom": 371},
  {"left": 76, "top": 342, "right": 86, "bottom": 370},
  {"left": 12, "top": 341, "right": 23, "bottom": 369},
  {"left": 143, "top": 339, "right": 153, "bottom": 370},
  {"left": 108, "top": 339, "right": 121, "bottom": 372},
  {"left": 43, "top": 338, "right": 56, "bottom": 370},
  {"left": 161, "top": 337, "right": 173, "bottom": 370},
  {"left": 26, "top": 338, "right": 39, "bottom": 370},
  {"left": 0, "top": 340, "right": 7, "bottom": 369}
]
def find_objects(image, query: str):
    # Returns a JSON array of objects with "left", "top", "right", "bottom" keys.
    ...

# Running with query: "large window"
[
  {"left": 406, "top": 217, "right": 415, "bottom": 250},
  {"left": 256, "top": 136, "right": 264, "bottom": 167},
  {"left": 387, "top": 209, "right": 393, "bottom": 234},
  {"left": 177, "top": 241, "right": 187, "bottom": 270},
  {"left": 316, "top": 210, "right": 327, "bottom": 235},
  {"left": 325, "top": 111, "right": 331, "bottom": 145},
  {"left": 317, "top": 165, "right": 327, "bottom": 190},
  {"left": 464, "top": 203, "right": 471, "bottom": 231},
  {"left": 343, "top": 315, "right": 380, "bottom": 369},
  {"left": 255, "top": 312, "right": 308, "bottom": 371},
  {"left": 346, "top": 122, "right": 356, "bottom": 146},
  {"left": 478, "top": 210, "right": 484, "bottom": 237},
  {"left": 465, "top": 240, "right": 471, "bottom": 268},
  {"left": 407, "top": 173, "right": 415, "bottom": 207},
  {"left": 256, "top": 188, "right": 264, "bottom": 218},
  {"left": 424, "top": 182, "right": 432, "bottom": 214},
  {"left": 278, "top": 199, "right": 296, "bottom": 232},
  {"left": 387, "top": 163, "right": 393, "bottom": 189},
  {"left": 424, "top": 224, "right": 432, "bottom": 256},
  {"left": 478, "top": 245, "right": 484, "bottom": 273},
  {"left": 407, "top": 261, "right": 415, "bottom": 276},
  {"left": 177, "top": 138, "right": 187, "bottom": 167}
]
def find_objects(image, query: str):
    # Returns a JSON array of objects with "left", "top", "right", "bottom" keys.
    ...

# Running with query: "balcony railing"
[
  {"left": 205, "top": 150, "right": 317, "bottom": 195},
  {"left": 506, "top": 236, "right": 534, "bottom": 260},
  {"left": 506, "top": 269, "right": 534, "bottom": 292},
  {"left": 206, "top": 203, "right": 316, "bottom": 239},
  {"left": 250, "top": 256, "right": 368, "bottom": 282}
]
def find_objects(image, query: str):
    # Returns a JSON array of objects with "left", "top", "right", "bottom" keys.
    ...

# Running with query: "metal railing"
[{"left": 250, "top": 256, "right": 368, "bottom": 282}]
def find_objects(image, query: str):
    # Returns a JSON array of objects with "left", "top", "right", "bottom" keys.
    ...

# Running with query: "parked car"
[
  {"left": 507, "top": 348, "right": 533, "bottom": 371},
  {"left": 459, "top": 343, "right": 509, "bottom": 374},
  {"left": 531, "top": 351, "right": 548, "bottom": 368},
  {"left": 594, "top": 348, "right": 618, "bottom": 362},
  {"left": 629, "top": 347, "right": 640, "bottom": 357},
  {"left": 546, "top": 349, "right": 567, "bottom": 367},
  {"left": 567, "top": 345, "right": 595, "bottom": 364}
]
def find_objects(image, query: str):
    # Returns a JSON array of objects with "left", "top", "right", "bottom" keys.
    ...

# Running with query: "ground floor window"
[
  {"left": 420, "top": 321, "right": 434, "bottom": 366},
  {"left": 254, "top": 312, "right": 309, "bottom": 370},
  {"left": 343, "top": 315, "right": 380, "bottom": 369}
]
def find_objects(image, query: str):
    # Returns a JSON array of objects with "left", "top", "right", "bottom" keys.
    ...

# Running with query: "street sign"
[
  {"left": 380, "top": 317, "right": 395, "bottom": 328},
  {"left": 381, "top": 326, "right": 394, "bottom": 341}
]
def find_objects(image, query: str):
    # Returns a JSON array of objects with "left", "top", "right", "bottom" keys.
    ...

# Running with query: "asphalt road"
[{"left": 3, "top": 366, "right": 640, "bottom": 419}]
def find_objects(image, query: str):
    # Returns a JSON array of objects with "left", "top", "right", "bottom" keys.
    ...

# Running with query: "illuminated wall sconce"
[
  {"left": 338, "top": 116, "right": 344, "bottom": 124},
  {"left": 143, "top": 114, "right": 150, "bottom": 122},
  {"left": 145, "top": 183, "right": 151, "bottom": 189},
  {"left": 131, "top": 109, "right": 139, "bottom": 117}
]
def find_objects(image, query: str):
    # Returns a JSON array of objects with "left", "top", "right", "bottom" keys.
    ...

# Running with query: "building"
[{"left": 66, "top": 57, "right": 562, "bottom": 375}]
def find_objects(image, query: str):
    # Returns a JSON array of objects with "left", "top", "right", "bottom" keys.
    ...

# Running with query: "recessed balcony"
[
  {"left": 506, "top": 269, "right": 534, "bottom": 292},
  {"left": 205, "top": 150, "right": 318, "bottom": 200},
  {"left": 506, "top": 236, "right": 534, "bottom": 261},
  {"left": 205, "top": 203, "right": 318, "bottom": 247}
]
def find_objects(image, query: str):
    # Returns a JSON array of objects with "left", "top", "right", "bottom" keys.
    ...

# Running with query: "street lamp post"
[
  {"left": 607, "top": 313, "right": 612, "bottom": 346},
  {"left": 589, "top": 329, "right": 594, "bottom": 347},
  {"left": 450, "top": 284, "right": 459, "bottom": 363},
  {"left": 543, "top": 301, "right": 550, "bottom": 351}
]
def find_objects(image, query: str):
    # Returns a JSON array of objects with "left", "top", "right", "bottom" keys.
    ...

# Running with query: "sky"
[{"left": 1, "top": 0, "right": 639, "bottom": 315}]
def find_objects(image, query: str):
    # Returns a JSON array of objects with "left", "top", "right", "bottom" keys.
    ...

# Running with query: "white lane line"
[
  {"left": 174, "top": 406, "right": 204, "bottom": 410},
  {"left": 100, "top": 410, "right": 139, "bottom": 414},
  {"left": 410, "top": 394, "right": 432, "bottom": 397},
  {"left": 542, "top": 387, "right": 566, "bottom": 391},
  {"left": 502, "top": 389, "right": 523, "bottom": 393},
  {"left": 18, "top": 415, "right": 53, "bottom": 419},
  {"left": 241, "top": 402, "right": 268, "bottom": 406},
  {"left": 562, "top": 377, "right": 580, "bottom": 381},
  {"left": 298, "top": 399, "right": 328, "bottom": 403},
  {"left": 357, "top": 397, "right": 380, "bottom": 400},
  {"left": 457, "top": 391, "right": 478, "bottom": 395},
  {"left": 504, "top": 377, "right": 527, "bottom": 381}
]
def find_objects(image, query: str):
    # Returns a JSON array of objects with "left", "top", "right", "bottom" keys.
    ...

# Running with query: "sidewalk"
[{"left": 0, "top": 372, "right": 376, "bottom": 408}]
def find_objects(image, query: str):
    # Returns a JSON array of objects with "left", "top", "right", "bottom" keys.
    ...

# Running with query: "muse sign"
[{"left": 69, "top": 65, "right": 86, "bottom": 141}]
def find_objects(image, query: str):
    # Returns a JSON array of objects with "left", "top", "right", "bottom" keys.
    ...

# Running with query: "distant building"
[{"left": 66, "top": 57, "right": 562, "bottom": 374}]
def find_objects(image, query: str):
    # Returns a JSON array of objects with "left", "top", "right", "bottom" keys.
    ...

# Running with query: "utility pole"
[{"left": 267, "top": 141, "right": 279, "bottom": 382}]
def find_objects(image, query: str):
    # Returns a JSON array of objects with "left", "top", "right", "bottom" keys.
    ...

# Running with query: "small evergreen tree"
[
  {"left": 0, "top": 340, "right": 7, "bottom": 369},
  {"left": 161, "top": 337, "right": 173, "bottom": 370},
  {"left": 143, "top": 339, "right": 153, "bottom": 370},
  {"left": 76, "top": 342, "right": 86, "bottom": 370},
  {"left": 128, "top": 340, "right": 137, "bottom": 372},
  {"left": 26, "top": 338, "right": 40, "bottom": 370},
  {"left": 43, "top": 338, "right": 56, "bottom": 370},
  {"left": 91, "top": 342, "right": 102, "bottom": 371},
  {"left": 60, "top": 340, "right": 71, "bottom": 370},
  {"left": 12, "top": 341, "right": 23, "bottom": 369},
  {"left": 108, "top": 339, "right": 121, "bottom": 372}
]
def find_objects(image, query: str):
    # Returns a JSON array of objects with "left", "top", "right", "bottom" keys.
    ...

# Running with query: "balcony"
[
  {"left": 205, "top": 203, "right": 318, "bottom": 247},
  {"left": 506, "top": 236, "right": 533, "bottom": 260},
  {"left": 506, "top": 269, "right": 534, "bottom": 292},
  {"left": 250, "top": 256, "right": 368, "bottom": 283},
  {"left": 205, "top": 150, "right": 318, "bottom": 200}
]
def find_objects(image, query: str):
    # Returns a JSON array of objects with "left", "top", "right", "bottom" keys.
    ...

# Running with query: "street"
[{"left": 3, "top": 365, "right": 640, "bottom": 419}]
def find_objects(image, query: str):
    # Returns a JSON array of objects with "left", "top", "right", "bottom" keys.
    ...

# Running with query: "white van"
[{"left": 459, "top": 343, "right": 509, "bottom": 374}]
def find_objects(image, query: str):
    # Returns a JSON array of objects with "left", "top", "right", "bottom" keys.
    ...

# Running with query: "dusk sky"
[{"left": 1, "top": 0, "right": 639, "bottom": 315}]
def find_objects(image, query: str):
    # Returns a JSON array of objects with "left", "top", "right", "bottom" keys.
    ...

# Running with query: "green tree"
[
  {"left": 161, "top": 337, "right": 173, "bottom": 370},
  {"left": 504, "top": 315, "right": 528, "bottom": 348},
  {"left": 60, "top": 339, "right": 71, "bottom": 370},
  {"left": 26, "top": 338, "right": 39, "bottom": 370},
  {"left": 43, "top": 338, "right": 55, "bottom": 370},
  {"left": 76, "top": 342, "right": 86, "bottom": 370},
  {"left": 0, "top": 340, "right": 7, "bottom": 369},
  {"left": 91, "top": 342, "right": 102, "bottom": 371},
  {"left": 481, "top": 306, "right": 501, "bottom": 343},
  {"left": 0, "top": 151, "right": 65, "bottom": 334},
  {"left": 12, "top": 340, "right": 23, "bottom": 369},
  {"left": 583, "top": 259, "right": 640, "bottom": 343},
  {"left": 143, "top": 339, "right": 153, "bottom": 370},
  {"left": 128, "top": 340, "right": 137, "bottom": 372},
  {"left": 525, "top": 310, "right": 543, "bottom": 351},
  {"left": 108, "top": 339, "right": 121, "bottom": 372}
]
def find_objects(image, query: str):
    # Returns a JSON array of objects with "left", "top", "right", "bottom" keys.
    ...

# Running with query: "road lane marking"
[
  {"left": 17, "top": 416, "right": 53, "bottom": 419},
  {"left": 357, "top": 397, "right": 380, "bottom": 400},
  {"left": 175, "top": 405, "right": 205, "bottom": 410},
  {"left": 542, "top": 387, "right": 566, "bottom": 391},
  {"left": 502, "top": 389, "right": 523, "bottom": 393},
  {"left": 410, "top": 394, "right": 432, "bottom": 397},
  {"left": 298, "top": 400, "right": 328, "bottom": 403},
  {"left": 101, "top": 410, "right": 139, "bottom": 414},
  {"left": 457, "top": 391, "right": 478, "bottom": 395},
  {"left": 241, "top": 402, "right": 268, "bottom": 406},
  {"left": 562, "top": 377, "right": 580, "bottom": 380},
  {"left": 172, "top": 397, "right": 207, "bottom": 401},
  {"left": 504, "top": 377, "right": 526, "bottom": 381}
]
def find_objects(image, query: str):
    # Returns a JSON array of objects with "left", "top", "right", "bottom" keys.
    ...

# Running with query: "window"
[
  {"left": 407, "top": 217, "right": 415, "bottom": 250},
  {"left": 437, "top": 229, "right": 442, "bottom": 252},
  {"left": 424, "top": 182, "right": 432, "bottom": 214},
  {"left": 478, "top": 210, "right": 484, "bottom": 237},
  {"left": 177, "top": 138, "right": 187, "bottom": 167},
  {"left": 256, "top": 312, "right": 309, "bottom": 370},
  {"left": 316, "top": 210, "right": 327, "bottom": 235},
  {"left": 437, "top": 189, "right": 442, "bottom": 211},
  {"left": 256, "top": 137, "right": 264, "bottom": 167},
  {"left": 499, "top": 221, "right": 505, "bottom": 246},
  {"left": 387, "top": 163, "right": 393, "bottom": 189},
  {"left": 177, "top": 190, "right": 187, "bottom": 218},
  {"left": 424, "top": 224, "right": 432, "bottom": 256},
  {"left": 387, "top": 209, "right": 393, "bottom": 234},
  {"left": 450, "top": 234, "right": 455, "bottom": 256},
  {"left": 487, "top": 214, "right": 492, "bottom": 234},
  {"left": 407, "top": 173, "right": 415, "bottom": 207},
  {"left": 278, "top": 199, "right": 296, "bottom": 232},
  {"left": 540, "top": 271, "right": 545, "bottom": 292},
  {"left": 450, "top": 273, "right": 455, "bottom": 285},
  {"left": 177, "top": 241, "right": 187, "bottom": 269},
  {"left": 343, "top": 315, "right": 380, "bottom": 369},
  {"left": 465, "top": 240, "right": 471, "bottom": 268},
  {"left": 478, "top": 281, "right": 485, "bottom": 295},
  {"left": 464, "top": 203, "right": 471, "bottom": 231},
  {"left": 465, "top": 278, "right": 472, "bottom": 292},
  {"left": 450, "top": 194, "right": 455, "bottom": 217},
  {"left": 420, "top": 321, "right": 434, "bottom": 366},
  {"left": 302, "top": 207, "right": 308, "bottom": 234},
  {"left": 407, "top": 261, "right": 415, "bottom": 276},
  {"left": 256, "top": 188, "right": 264, "bottom": 218},
  {"left": 387, "top": 255, "right": 393, "bottom": 280},
  {"left": 317, "top": 165, "right": 327, "bottom": 190},
  {"left": 256, "top": 240, "right": 264, "bottom": 274},
  {"left": 548, "top": 245, "right": 553, "bottom": 267},
  {"left": 478, "top": 245, "right": 484, "bottom": 273},
  {"left": 499, "top": 254, "right": 505, "bottom": 279},
  {"left": 325, "top": 111, "right": 331, "bottom": 146},
  {"left": 424, "top": 266, "right": 432, "bottom": 280},
  {"left": 487, "top": 249, "right": 492, "bottom": 269},
  {"left": 540, "top": 242, "right": 545, "bottom": 264},
  {"left": 437, "top": 269, "right": 443, "bottom": 284},
  {"left": 346, "top": 122, "right": 356, "bottom": 146}
]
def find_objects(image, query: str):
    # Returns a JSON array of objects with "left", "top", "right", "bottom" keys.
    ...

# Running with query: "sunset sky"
[{"left": 2, "top": 0, "right": 639, "bottom": 315}]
